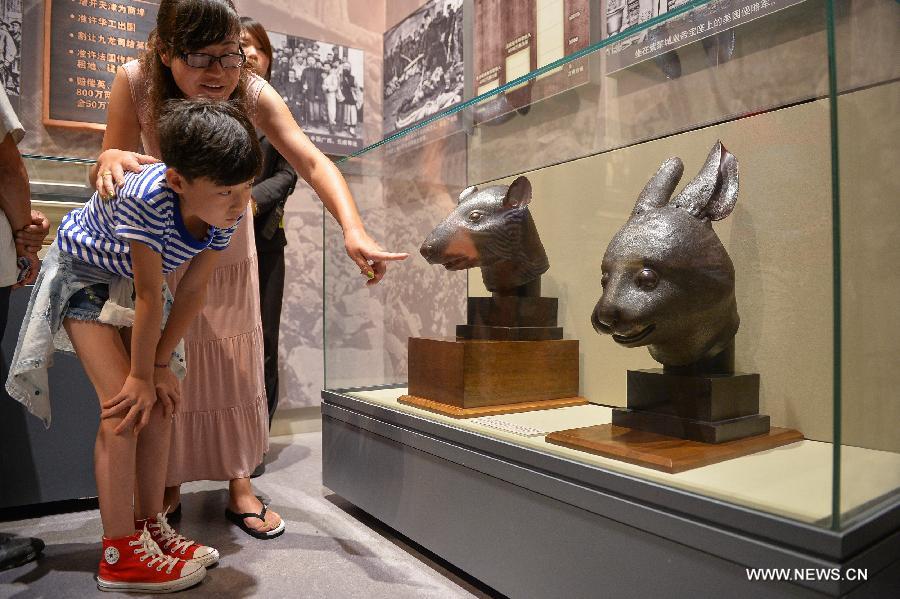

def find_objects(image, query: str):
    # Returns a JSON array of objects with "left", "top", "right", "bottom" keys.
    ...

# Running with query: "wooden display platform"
[
  {"left": 546, "top": 424, "right": 804, "bottom": 473},
  {"left": 398, "top": 394, "right": 588, "bottom": 419},
  {"left": 408, "top": 337, "right": 579, "bottom": 408}
]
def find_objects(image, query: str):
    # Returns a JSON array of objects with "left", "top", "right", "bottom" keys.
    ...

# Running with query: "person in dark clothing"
[
  {"left": 300, "top": 55, "right": 321, "bottom": 125},
  {"left": 423, "top": 10, "right": 446, "bottom": 72},
  {"left": 339, "top": 62, "right": 358, "bottom": 136},
  {"left": 240, "top": 19, "right": 299, "bottom": 476},
  {"left": 0, "top": 87, "right": 50, "bottom": 571}
]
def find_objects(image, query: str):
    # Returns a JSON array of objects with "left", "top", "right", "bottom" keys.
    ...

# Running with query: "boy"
[{"left": 6, "top": 99, "right": 261, "bottom": 593}]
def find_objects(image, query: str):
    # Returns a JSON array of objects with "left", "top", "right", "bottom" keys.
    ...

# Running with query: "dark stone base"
[
  {"left": 626, "top": 369, "right": 760, "bottom": 421},
  {"left": 621, "top": 368, "right": 768, "bottom": 444},
  {"left": 466, "top": 296, "right": 558, "bottom": 328},
  {"left": 456, "top": 324, "right": 563, "bottom": 341},
  {"left": 612, "top": 409, "right": 771, "bottom": 444}
]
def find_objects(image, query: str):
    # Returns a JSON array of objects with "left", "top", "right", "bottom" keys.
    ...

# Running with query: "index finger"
[{"left": 364, "top": 251, "right": 409, "bottom": 262}]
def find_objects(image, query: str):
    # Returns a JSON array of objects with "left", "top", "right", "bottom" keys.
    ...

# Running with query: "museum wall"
[{"left": 468, "top": 81, "right": 899, "bottom": 452}]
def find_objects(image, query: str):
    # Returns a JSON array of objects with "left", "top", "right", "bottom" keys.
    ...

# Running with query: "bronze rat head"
[{"left": 420, "top": 176, "right": 549, "bottom": 293}]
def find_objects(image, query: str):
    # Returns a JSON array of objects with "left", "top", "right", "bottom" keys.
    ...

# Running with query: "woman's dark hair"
[
  {"left": 239, "top": 16, "right": 273, "bottom": 82},
  {"left": 158, "top": 99, "right": 262, "bottom": 186},
  {"left": 141, "top": 0, "right": 251, "bottom": 123}
]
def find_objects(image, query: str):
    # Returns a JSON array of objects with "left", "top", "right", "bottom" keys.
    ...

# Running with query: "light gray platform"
[{"left": 322, "top": 388, "right": 900, "bottom": 599}]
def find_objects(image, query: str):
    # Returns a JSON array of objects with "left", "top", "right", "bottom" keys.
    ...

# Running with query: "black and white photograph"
[
  {"left": 382, "top": 0, "right": 464, "bottom": 139},
  {"left": 268, "top": 31, "right": 365, "bottom": 156},
  {"left": 0, "top": 0, "right": 22, "bottom": 97}
]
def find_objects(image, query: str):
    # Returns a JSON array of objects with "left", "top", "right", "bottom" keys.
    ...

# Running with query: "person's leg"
[
  {"left": 120, "top": 326, "right": 172, "bottom": 521},
  {"left": 162, "top": 484, "right": 181, "bottom": 514},
  {"left": 0, "top": 285, "right": 10, "bottom": 341},
  {"left": 0, "top": 285, "right": 46, "bottom": 571},
  {"left": 64, "top": 319, "right": 137, "bottom": 539},
  {"left": 257, "top": 250, "right": 285, "bottom": 428},
  {"left": 227, "top": 477, "right": 282, "bottom": 532}
]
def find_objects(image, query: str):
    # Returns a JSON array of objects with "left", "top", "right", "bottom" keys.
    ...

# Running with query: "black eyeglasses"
[{"left": 180, "top": 49, "right": 246, "bottom": 69}]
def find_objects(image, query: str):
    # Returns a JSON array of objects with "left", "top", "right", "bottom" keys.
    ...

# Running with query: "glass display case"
[{"left": 322, "top": 1, "right": 899, "bottom": 596}]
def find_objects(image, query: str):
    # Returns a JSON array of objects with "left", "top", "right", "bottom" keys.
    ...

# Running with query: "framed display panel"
[
  {"left": 42, "top": 0, "right": 158, "bottom": 131},
  {"left": 473, "top": 0, "right": 592, "bottom": 121},
  {"left": 326, "top": 0, "right": 899, "bottom": 560},
  {"left": 602, "top": 0, "right": 808, "bottom": 74}
]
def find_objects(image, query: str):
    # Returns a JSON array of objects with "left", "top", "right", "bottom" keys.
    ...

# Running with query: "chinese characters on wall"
[
  {"left": 604, "top": 0, "right": 803, "bottom": 73},
  {"left": 44, "top": 0, "right": 158, "bottom": 128}
]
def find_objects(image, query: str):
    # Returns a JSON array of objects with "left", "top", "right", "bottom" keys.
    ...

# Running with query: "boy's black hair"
[{"left": 158, "top": 99, "right": 262, "bottom": 186}]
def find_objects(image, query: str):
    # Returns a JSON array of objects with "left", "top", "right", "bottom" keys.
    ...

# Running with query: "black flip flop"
[{"left": 225, "top": 505, "right": 285, "bottom": 540}]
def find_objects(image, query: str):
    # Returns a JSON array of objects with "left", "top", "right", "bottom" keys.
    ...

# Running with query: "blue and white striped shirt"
[{"left": 57, "top": 163, "right": 240, "bottom": 278}]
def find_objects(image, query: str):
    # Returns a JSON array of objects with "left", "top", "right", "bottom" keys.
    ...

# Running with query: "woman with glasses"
[{"left": 89, "top": 0, "right": 407, "bottom": 543}]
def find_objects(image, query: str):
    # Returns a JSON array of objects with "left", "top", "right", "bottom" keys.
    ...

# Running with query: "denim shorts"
[
  {"left": 5, "top": 244, "right": 185, "bottom": 426},
  {"left": 64, "top": 283, "right": 111, "bottom": 322}
]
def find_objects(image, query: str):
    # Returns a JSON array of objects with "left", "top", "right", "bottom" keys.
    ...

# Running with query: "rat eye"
[
  {"left": 634, "top": 268, "right": 658, "bottom": 291},
  {"left": 467, "top": 211, "right": 483, "bottom": 223},
  {"left": 600, "top": 272, "right": 610, "bottom": 287}
]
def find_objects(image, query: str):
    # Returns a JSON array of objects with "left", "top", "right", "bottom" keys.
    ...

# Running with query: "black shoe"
[
  {"left": 0, "top": 534, "right": 44, "bottom": 571},
  {"left": 250, "top": 460, "right": 266, "bottom": 479}
]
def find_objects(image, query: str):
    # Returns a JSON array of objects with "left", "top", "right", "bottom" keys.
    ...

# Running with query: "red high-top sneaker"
[
  {"left": 97, "top": 528, "right": 206, "bottom": 593},
  {"left": 135, "top": 510, "right": 219, "bottom": 568}
]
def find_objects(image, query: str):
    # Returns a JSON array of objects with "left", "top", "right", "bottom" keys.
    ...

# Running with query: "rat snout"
[
  {"left": 591, "top": 300, "right": 617, "bottom": 335},
  {"left": 419, "top": 237, "right": 442, "bottom": 263}
]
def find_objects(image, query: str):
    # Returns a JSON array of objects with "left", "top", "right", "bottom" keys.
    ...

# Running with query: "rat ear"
[
  {"left": 503, "top": 176, "right": 532, "bottom": 209},
  {"left": 671, "top": 141, "right": 739, "bottom": 221},
  {"left": 458, "top": 185, "right": 478, "bottom": 204},
  {"left": 632, "top": 157, "right": 683, "bottom": 218}
]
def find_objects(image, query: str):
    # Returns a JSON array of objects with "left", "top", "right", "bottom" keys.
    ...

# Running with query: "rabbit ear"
[
  {"left": 632, "top": 157, "right": 683, "bottom": 218},
  {"left": 671, "top": 141, "right": 739, "bottom": 221},
  {"left": 503, "top": 176, "right": 532, "bottom": 209},
  {"left": 458, "top": 185, "right": 478, "bottom": 204}
]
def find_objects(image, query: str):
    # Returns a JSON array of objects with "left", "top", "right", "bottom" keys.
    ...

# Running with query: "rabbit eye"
[
  {"left": 467, "top": 211, "right": 483, "bottom": 223},
  {"left": 635, "top": 268, "right": 658, "bottom": 291},
  {"left": 600, "top": 272, "right": 610, "bottom": 287}
]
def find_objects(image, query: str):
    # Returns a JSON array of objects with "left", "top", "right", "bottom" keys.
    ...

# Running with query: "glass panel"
[
  {"left": 323, "top": 0, "right": 873, "bottom": 528},
  {"left": 833, "top": 0, "right": 900, "bottom": 529}
]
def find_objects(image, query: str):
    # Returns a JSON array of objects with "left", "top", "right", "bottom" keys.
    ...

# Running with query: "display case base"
[
  {"left": 546, "top": 424, "right": 804, "bottom": 473},
  {"left": 397, "top": 394, "right": 588, "bottom": 418}
]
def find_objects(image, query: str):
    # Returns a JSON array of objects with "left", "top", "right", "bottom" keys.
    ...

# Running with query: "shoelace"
[
  {"left": 150, "top": 511, "right": 196, "bottom": 555},
  {"left": 129, "top": 528, "right": 179, "bottom": 574}
]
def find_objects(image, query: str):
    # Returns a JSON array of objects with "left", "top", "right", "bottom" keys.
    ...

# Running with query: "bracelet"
[{"left": 154, "top": 362, "right": 169, "bottom": 369}]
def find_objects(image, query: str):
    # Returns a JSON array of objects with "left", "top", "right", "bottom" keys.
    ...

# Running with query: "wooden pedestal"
[
  {"left": 402, "top": 337, "right": 587, "bottom": 418},
  {"left": 546, "top": 424, "right": 804, "bottom": 473}
]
